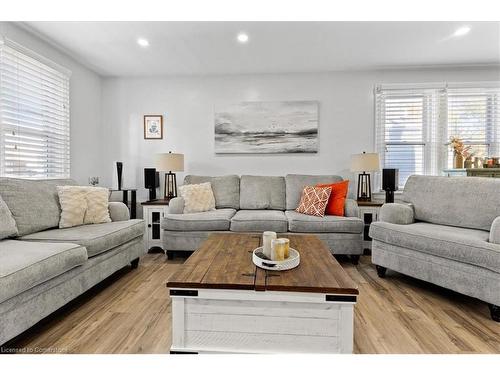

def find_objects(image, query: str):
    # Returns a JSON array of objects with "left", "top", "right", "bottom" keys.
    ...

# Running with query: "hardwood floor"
[{"left": 5, "top": 253, "right": 500, "bottom": 354}]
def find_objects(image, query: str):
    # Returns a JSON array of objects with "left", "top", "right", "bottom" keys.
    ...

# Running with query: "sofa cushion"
[
  {"left": 0, "top": 178, "right": 77, "bottom": 236},
  {"left": 19, "top": 219, "right": 144, "bottom": 258},
  {"left": 285, "top": 174, "right": 343, "bottom": 210},
  {"left": 161, "top": 209, "right": 236, "bottom": 231},
  {"left": 285, "top": 211, "right": 363, "bottom": 233},
  {"left": 240, "top": 175, "right": 286, "bottom": 210},
  {"left": 184, "top": 175, "right": 240, "bottom": 210},
  {"left": 230, "top": 210, "right": 288, "bottom": 233},
  {"left": 0, "top": 240, "right": 87, "bottom": 304},
  {"left": 369, "top": 221, "right": 500, "bottom": 273},
  {"left": 402, "top": 175, "right": 500, "bottom": 231},
  {"left": 0, "top": 194, "right": 18, "bottom": 239}
]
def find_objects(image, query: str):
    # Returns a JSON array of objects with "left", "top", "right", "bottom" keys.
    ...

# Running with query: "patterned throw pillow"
[
  {"left": 179, "top": 182, "right": 216, "bottom": 213},
  {"left": 295, "top": 185, "right": 332, "bottom": 217},
  {"left": 57, "top": 186, "right": 112, "bottom": 228}
]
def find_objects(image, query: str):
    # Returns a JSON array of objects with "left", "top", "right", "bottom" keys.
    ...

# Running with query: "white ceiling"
[{"left": 22, "top": 21, "right": 500, "bottom": 77}]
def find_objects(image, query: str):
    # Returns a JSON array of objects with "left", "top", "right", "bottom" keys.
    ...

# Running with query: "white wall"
[
  {"left": 0, "top": 22, "right": 104, "bottom": 184},
  {"left": 101, "top": 66, "right": 500, "bottom": 201}
]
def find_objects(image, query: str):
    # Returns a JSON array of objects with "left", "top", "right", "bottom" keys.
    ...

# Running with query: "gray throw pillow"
[{"left": 0, "top": 194, "right": 18, "bottom": 239}]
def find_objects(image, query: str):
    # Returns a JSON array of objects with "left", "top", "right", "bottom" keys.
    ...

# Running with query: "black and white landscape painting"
[{"left": 214, "top": 101, "right": 319, "bottom": 153}]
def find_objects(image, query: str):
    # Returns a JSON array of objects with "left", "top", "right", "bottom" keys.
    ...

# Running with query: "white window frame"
[
  {"left": 375, "top": 81, "right": 500, "bottom": 190},
  {"left": 0, "top": 37, "right": 71, "bottom": 179}
]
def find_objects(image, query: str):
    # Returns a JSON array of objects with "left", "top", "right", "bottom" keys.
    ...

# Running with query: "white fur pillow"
[
  {"left": 84, "top": 187, "right": 112, "bottom": 224},
  {"left": 57, "top": 186, "right": 88, "bottom": 228},
  {"left": 179, "top": 182, "right": 216, "bottom": 213},
  {"left": 57, "top": 186, "right": 112, "bottom": 228}
]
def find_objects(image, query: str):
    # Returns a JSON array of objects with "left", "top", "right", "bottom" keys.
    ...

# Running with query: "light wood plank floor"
[{"left": 5, "top": 253, "right": 500, "bottom": 354}]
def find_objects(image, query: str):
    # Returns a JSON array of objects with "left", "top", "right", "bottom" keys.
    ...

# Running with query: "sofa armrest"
[
  {"left": 344, "top": 198, "right": 359, "bottom": 217},
  {"left": 379, "top": 203, "right": 414, "bottom": 225},
  {"left": 168, "top": 197, "right": 185, "bottom": 214},
  {"left": 108, "top": 202, "right": 130, "bottom": 221},
  {"left": 490, "top": 217, "right": 500, "bottom": 244}
]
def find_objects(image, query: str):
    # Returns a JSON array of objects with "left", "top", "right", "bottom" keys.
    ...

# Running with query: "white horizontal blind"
[
  {"left": 446, "top": 86, "right": 500, "bottom": 167},
  {"left": 375, "top": 86, "right": 444, "bottom": 188},
  {"left": 375, "top": 82, "right": 500, "bottom": 190},
  {"left": 0, "top": 39, "right": 71, "bottom": 178}
]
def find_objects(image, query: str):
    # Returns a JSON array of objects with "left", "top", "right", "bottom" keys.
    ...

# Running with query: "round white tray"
[{"left": 252, "top": 247, "right": 300, "bottom": 271}]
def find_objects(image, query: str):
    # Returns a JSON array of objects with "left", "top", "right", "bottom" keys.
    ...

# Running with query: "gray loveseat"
[
  {"left": 0, "top": 178, "right": 145, "bottom": 345},
  {"left": 369, "top": 175, "right": 500, "bottom": 321},
  {"left": 161, "top": 174, "right": 364, "bottom": 261}
]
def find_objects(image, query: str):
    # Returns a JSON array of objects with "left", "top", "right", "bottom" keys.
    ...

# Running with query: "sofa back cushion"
[
  {"left": 184, "top": 175, "right": 240, "bottom": 209},
  {"left": 0, "top": 194, "right": 18, "bottom": 239},
  {"left": 285, "top": 174, "right": 343, "bottom": 210},
  {"left": 0, "top": 178, "right": 77, "bottom": 236},
  {"left": 402, "top": 175, "right": 500, "bottom": 231},
  {"left": 240, "top": 175, "right": 286, "bottom": 210}
]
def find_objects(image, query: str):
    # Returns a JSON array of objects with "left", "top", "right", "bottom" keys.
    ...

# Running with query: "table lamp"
[
  {"left": 155, "top": 152, "right": 184, "bottom": 200},
  {"left": 350, "top": 152, "right": 380, "bottom": 202}
]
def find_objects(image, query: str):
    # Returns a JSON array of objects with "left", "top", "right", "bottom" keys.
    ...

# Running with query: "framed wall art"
[{"left": 144, "top": 115, "right": 163, "bottom": 139}]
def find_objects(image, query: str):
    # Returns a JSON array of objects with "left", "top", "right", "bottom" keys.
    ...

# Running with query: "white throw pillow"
[
  {"left": 57, "top": 186, "right": 88, "bottom": 228},
  {"left": 179, "top": 182, "right": 216, "bottom": 213},
  {"left": 84, "top": 187, "right": 112, "bottom": 224},
  {"left": 57, "top": 186, "right": 112, "bottom": 228}
]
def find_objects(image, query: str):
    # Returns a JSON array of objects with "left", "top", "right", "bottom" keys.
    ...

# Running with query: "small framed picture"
[{"left": 144, "top": 115, "right": 163, "bottom": 139}]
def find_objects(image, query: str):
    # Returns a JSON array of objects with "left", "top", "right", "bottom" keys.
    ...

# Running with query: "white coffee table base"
[{"left": 169, "top": 288, "right": 356, "bottom": 354}]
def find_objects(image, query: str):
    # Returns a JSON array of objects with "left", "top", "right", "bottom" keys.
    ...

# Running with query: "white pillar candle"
[{"left": 262, "top": 231, "right": 277, "bottom": 259}]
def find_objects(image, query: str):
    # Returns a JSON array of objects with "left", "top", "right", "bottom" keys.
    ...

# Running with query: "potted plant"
[{"left": 449, "top": 136, "right": 472, "bottom": 169}]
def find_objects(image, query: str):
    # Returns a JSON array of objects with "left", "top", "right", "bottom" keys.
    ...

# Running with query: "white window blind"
[
  {"left": 447, "top": 86, "right": 500, "bottom": 166},
  {"left": 375, "top": 82, "right": 500, "bottom": 189},
  {"left": 375, "top": 85, "right": 444, "bottom": 188},
  {"left": 0, "top": 39, "right": 71, "bottom": 178}
]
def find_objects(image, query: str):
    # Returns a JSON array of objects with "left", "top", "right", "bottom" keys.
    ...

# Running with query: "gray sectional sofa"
[
  {"left": 369, "top": 175, "right": 500, "bottom": 321},
  {"left": 0, "top": 178, "right": 145, "bottom": 345},
  {"left": 161, "top": 174, "right": 364, "bottom": 261}
]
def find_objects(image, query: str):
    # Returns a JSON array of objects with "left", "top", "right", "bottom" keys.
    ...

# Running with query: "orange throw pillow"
[
  {"left": 295, "top": 186, "right": 332, "bottom": 217},
  {"left": 316, "top": 180, "right": 349, "bottom": 216}
]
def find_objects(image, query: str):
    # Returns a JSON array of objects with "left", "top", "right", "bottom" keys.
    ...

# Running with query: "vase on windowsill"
[{"left": 454, "top": 153, "right": 464, "bottom": 169}]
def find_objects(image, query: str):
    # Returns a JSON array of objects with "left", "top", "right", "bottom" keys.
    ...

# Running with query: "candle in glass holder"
[
  {"left": 262, "top": 231, "right": 277, "bottom": 259},
  {"left": 281, "top": 238, "right": 290, "bottom": 259},
  {"left": 271, "top": 239, "right": 286, "bottom": 261}
]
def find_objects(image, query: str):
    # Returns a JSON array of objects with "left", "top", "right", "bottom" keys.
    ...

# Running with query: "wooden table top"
[{"left": 167, "top": 233, "right": 358, "bottom": 295}]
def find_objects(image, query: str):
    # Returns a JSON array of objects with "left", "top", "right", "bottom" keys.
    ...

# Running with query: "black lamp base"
[
  {"left": 357, "top": 172, "right": 372, "bottom": 202},
  {"left": 164, "top": 172, "right": 178, "bottom": 200}
]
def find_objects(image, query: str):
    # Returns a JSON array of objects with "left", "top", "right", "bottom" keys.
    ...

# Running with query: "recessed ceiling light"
[
  {"left": 453, "top": 26, "right": 471, "bottom": 37},
  {"left": 137, "top": 38, "right": 150, "bottom": 47},
  {"left": 237, "top": 33, "right": 249, "bottom": 43}
]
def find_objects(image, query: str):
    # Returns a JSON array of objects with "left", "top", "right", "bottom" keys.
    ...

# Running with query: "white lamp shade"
[
  {"left": 350, "top": 153, "right": 380, "bottom": 172},
  {"left": 155, "top": 153, "right": 184, "bottom": 172}
]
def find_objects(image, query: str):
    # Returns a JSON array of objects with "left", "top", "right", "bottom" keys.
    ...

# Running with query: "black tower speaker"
[
  {"left": 382, "top": 168, "right": 399, "bottom": 203},
  {"left": 144, "top": 168, "right": 160, "bottom": 201}
]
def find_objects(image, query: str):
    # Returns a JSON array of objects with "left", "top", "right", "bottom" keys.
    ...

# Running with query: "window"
[
  {"left": 375, "top": 82, "right": 500, "bottom": 189},
  {"left": 0, "top": 38, "right": 71, "bottom": 178}
]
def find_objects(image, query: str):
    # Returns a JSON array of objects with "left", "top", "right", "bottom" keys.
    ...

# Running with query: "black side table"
[{"left": 109, "top": 188, "right": 137, "bottom": 219}]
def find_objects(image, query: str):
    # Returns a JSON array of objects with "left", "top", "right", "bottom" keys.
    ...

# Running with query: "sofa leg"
[
  {"left": 350, "top": 255, "right": 360, "bottom": 265},
  {"left": 489, "top": 304, "right": 500, "bottom": 322},
  {"left": 130, "top": 258, "right": 139, "bottom": 269},
  {"left": 376, "top": 265, "right": 387, "bottom": 278},
  {"left": 166, "top": 251, "right": 174, "bottom": 260}
]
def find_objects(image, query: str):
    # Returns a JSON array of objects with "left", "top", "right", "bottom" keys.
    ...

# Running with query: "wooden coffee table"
[{"left": 167, "top": 233, "right": 358, "bottom": 354}]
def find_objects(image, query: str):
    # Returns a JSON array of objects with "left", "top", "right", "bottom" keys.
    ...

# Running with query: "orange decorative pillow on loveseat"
[{"left": 316, "top": 180, "right": 349, "bottom": 216}]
